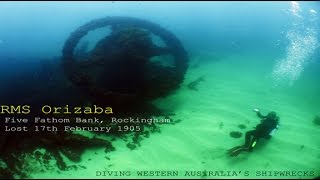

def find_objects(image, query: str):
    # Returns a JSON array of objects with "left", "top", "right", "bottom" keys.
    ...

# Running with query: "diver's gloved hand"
[{"left": 253, "top": 108, "right": 260, "bottom": 112}]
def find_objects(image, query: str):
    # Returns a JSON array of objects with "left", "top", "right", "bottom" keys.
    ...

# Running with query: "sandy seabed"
[{"left": 29, "top": 52, "right": 320, "bottom": 179}]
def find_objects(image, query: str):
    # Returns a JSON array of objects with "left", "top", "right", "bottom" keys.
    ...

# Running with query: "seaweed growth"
[
  {"left": 0, "top": 129, "right": 114, "bottom": 178},
  {"left": 0, "top": 16, "right": 189, "bottom": 178},
  {"left": 238, "top": 124, "right": 246, "bottom": 129},
  {"left": 187, "top": 76, "right": 205, "bottom": 91},
  {"left": 313, "top": 115, "right": 320, "bottom": 126},
  {"left": 229, "top": 131, "right": 243, "bottom": 138}
]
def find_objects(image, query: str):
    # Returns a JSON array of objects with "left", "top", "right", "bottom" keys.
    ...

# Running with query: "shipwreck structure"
[{"left": 62, "top": 16, "right": 189, "bottom": 112}]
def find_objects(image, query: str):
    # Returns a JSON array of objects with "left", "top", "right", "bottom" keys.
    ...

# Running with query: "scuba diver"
[{"left": 227, "top": 109, "right": 280, "bottom": 157}]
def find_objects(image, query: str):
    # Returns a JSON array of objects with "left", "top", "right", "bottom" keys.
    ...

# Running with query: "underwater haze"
[
  {"left": 0, "top": 1, "right": 320, "bottom": 179},
  {"left": 0, "top": 2, "right": 307, "bottom": 58}
]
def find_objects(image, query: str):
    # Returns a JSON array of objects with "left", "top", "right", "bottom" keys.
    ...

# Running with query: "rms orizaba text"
[{"left": 0, "top": 104, "right": 113, "bottom": 114}]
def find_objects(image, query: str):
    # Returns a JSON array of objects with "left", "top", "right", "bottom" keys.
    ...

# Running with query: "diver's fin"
[
  {"left": 229, "top": 146, "right": 247, "bottom": 157},
  {"left": 229, "top": 148, "right": 245, "bottom": 157},
  {"left": 227, "top": 146, "right": 243, "bottom": 153}
]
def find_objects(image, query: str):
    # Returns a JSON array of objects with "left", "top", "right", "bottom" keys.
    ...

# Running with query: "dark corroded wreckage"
[
  {"left": 62, "top": 16, "right": 189, "bottom": 112},
  {"left": 0, "top": 16, "right": 189, "bottom": 178}
]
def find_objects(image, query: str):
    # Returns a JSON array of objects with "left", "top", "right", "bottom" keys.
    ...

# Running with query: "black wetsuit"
[{"left": 244, "top": 112, "right": 279, "bottom": 151}]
